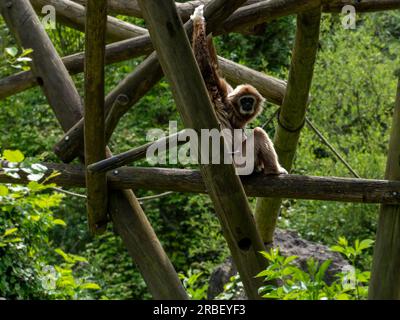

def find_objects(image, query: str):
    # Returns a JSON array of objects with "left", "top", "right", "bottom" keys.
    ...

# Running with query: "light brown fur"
[{"left": 192, "top": 12, "right": 286, "bottom": 175}]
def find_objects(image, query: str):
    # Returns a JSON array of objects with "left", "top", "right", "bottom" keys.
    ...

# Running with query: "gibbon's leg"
[{"left": 253, "top": 127, "right": 287, "bottom": 175}]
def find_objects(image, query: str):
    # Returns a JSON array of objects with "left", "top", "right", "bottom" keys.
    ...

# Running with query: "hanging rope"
[
  {"left": 305, "top": 117, "right": 361, "bottom": 179},
  {"left": 262, "top": 107, "right": 361, "bottom": 179}
]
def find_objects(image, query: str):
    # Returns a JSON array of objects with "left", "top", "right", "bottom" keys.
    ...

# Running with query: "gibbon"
[{"left": 191, "top": 6, "right": 287, "bottom": 175}]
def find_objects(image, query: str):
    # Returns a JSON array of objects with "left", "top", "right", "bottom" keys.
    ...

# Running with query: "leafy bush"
[
  {"left": 0, "top": 150, "right": 100, "bottom": 299},
  {"left": 179, "top": 270, "right": 208, "bottom": 300},
  {"left": 256, "top": 237, "right": 373, "bottom": 300}
]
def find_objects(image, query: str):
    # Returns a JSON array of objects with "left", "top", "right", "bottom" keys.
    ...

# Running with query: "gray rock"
[{"left": 208, "top": 229, "right": 350, "bottom": 299}]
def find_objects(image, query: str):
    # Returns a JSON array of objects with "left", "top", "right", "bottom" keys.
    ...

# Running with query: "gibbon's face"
[
  {"left": 228, "top": 84, "right": 265, "bottom": 118},
  {"left": 238, "top": 95, "right": 257, "bottom": 114}
]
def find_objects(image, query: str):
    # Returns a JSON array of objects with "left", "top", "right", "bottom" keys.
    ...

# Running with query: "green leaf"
[
  {"left": 316, "top": 259, "right": 332, "bottom": 282},
  {"left": 4, "top": 228, "right": 18, "bottom": 237},
  {"left": 330, "top": 245, "right": 345, "bottom": 254},
  {"left": 80, "top": 283, "right": 101, "bottom": 290},
  {"left": 338, "top": 237, "right": 348, "bottom": 247},
  {"left": 20, "top": 48, "right": 33, "bottom": 57},
  {"left": 0, "top": 185, "right": 9, "bottom": 196},
  {"left": 5, "top": 47, "right": 18, "bottom": 57},
  {"left": 55, "top": 248, "right": 72, "bottom": 263},
  {"left": 53, "top": 219, "right": 67, "bottom": 227},
  {"left": 28, "top": 181, "right": 45, "bottom": 192},
  {"left": 3, "top": 150, "right": 25, "bottom": 163},
  {"left": 255, "top": 269, "right": 271, "bottom": 278},
  {"left": 336, "top": 293, "right": 350, "bottom": 300},
  {"left": 283, "top": 256, "right": 298, "bottom": 265},
  {"left": 358, "top": 239, "right": 374, "bottom": 251}
]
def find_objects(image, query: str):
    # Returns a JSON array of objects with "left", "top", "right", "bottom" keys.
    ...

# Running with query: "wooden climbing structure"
[{"left": 1, "top": 0, "right": 400, "bottom": 300}]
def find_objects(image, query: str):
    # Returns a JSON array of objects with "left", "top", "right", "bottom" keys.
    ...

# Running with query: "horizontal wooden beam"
[
  {"left": 30, "top": 0, "right": 148, "bottom": 42},
  {"left": 2, "top": 162, "right": 400, "bottom": 204},
  {"left": 73, "top": 0, "right": 400, "bottom": 18}
]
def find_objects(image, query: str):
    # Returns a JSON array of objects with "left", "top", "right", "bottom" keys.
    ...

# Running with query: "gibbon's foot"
[
  {"left": 278, "top": 167, "right": 288, "bottom": 175},
  {"left": 263, "top": 166, "right": 288, "bottom": 175}
]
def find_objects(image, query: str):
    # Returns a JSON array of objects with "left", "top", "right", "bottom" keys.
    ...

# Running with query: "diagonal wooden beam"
[
  {"left": 83, "top": 0, "right": 108, "bottom": 234},
  {"left": 255, "top": 6, "right": 322, "bottom": 244},
  {"left": 137, "top": 0, "right": 267, "bottom": 299},
  {"left": 369, "top": 76, "right": 400, "bottom": 299},
  {"left": 87, "top": 130, "right": 189, "bottom": 174},
  {"left": 0, "top": 0, "right": 187, "bottom": 300}
]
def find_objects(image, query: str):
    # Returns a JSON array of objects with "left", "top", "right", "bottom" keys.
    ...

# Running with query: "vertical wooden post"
[
  {"left": 255, "top": 7, "right": 321, "bottom": 244},
  {"left": 369, "top": 76, "right": 400, "bottom": 299},
  {"left": 1, "top": 0, "right": 188, "bottom": 299},
  {"left": 84, "top": 0, "right": 108, "bottom": 234},
  {"left": 138, "top": 0, "right": 266, "bottom": 299}
]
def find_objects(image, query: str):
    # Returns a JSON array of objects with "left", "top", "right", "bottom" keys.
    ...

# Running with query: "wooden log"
[
  {"left": 73, "top": 0, "right": 254, "bottom": 20},
  {"left": 1, "top": 0, "right": 187, "bottom": 300},
  {"left": 84, "top": 0, "right": 108, "bottom": 234},
  {"left": 88, "top": 130, "right": 189, "bottom": 174},
  {"left": 219, "top": 57, "right": 286, "bottom": 106},
  {"left": 2, "top": 163, "right": 400, "bottom": 204},
  {"left": 0, "top": 0, "right": 83, "bottom": 132},
  {"left": 0, "top": 0, "right": 321, "bottom": 100},
  {"left": 30, "top": 0, "right": 148, "bottom": 42},
  {"left": 73, "top": 0, "right": 143, "bottom": 17},
  {"left": 54, "top": 52, "right": 163, "bottom": 163},
  {"left": 369, "top": 77, "right": 400, "bottom": 299},
  {"left": 137, "top": 0, "right": 266, "bottom": 299},
  {"left": 73, "top": 0, "right": 400, "bottom": 17},
  {"left": 255, "top": 7, "right": 322, "bottom": 244}
]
